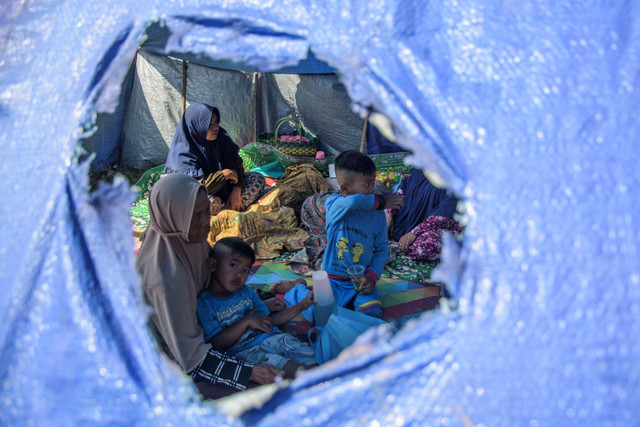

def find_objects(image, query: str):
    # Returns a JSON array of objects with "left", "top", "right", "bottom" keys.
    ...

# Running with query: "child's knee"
[
  {"left": 356, "top": 300, "right": 382, "bottom": 318},
  {"left": 360, "top": 307, "right": 382, "bottom": 318}
]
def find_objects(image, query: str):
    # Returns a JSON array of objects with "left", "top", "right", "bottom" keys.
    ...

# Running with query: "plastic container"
[
  {"left": 347, "top": 264, "right": 366, "bottom": 292},
  {"left": 312, "top": 270, "right": 335, "bottom": 327}
]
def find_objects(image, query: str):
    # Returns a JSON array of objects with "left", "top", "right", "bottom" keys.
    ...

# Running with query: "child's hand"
[
  {"left": 384, "top": 194, "right": 404, "bottom": 210},
  {"left": 244, "top": 315, "right": 272, "bottom": 333},
  {"left": 360, "top": 276, "right": 376, "bottom": 295},
  {"left": 300, "top": 290, "right": 317, "bottom": 310}
]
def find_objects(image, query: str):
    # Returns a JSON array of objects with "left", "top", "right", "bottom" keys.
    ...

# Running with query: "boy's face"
[
  {"left": 340, "top": 172, "right": 376, "bottom": 195},
  {"left": 207, "top": 252, "right": 253, "bottom": 297}
]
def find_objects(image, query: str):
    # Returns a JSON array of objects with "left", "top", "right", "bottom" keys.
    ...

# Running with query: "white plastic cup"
[{"left": 312, "top": 270, "right": 335, "bottom": 326}]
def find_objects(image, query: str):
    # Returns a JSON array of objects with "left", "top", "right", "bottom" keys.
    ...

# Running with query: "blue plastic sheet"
[{"left": 1, "top": 1, "right": 639, "bottom": 425}]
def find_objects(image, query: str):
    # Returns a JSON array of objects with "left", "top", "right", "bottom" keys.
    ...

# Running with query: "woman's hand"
[
  {"left": 225, "top": 186, "right": 243, "bottom": 211},
  {"left": 384, "top": 194, "right": 404, "bottom": 210},
  {"left": 249, "top": 363, "right": 285, "bottom": 384},
  {"left": 264, "top": 297, "right": 286, "bottom": 313},
  {"left": 221, "top": 169, "right": 238, "bottom": 184},
  {"left": 244, "top": 315, "right": 272, "bottom": 333},
  {"left": 385, "top": 211, "right": 395, "bottom": 239},
  {"left": 398, "top": 231, "right": 416, "bottom": 253}
]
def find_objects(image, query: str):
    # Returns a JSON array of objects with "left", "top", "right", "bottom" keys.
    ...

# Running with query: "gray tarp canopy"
[{"left": 82, "top": 42, "right": 366, "bottom": 171}]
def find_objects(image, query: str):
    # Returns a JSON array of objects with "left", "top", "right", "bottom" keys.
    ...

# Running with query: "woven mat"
[{"left": 131, "top": 165, "right": 165, "bottom": 243}]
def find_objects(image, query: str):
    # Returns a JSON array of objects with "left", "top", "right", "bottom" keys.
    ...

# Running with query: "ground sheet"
[{"left": 247, "top": 260, "right": 441, "bottom": 336}]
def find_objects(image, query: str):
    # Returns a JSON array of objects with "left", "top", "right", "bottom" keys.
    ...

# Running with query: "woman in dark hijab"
[
  {"left": 386, "top": 169, "right": 463, "bottom": 261},
  {"left": 164, "top": 103, "right": 265, "bottom": 215}
]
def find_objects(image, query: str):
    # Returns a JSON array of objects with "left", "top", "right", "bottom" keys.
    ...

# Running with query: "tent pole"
[
  {"left": 253, "top": 72, "right": 258, "bottom": 142},
  {"left": 181, "top": 61, "right": 187, "bottom": 116},
  {"left": 359, "top": 112, "right": 369, "bottom": 153},
  {"left": 117, "top": 50, "right": 138, "bottom": 166}
]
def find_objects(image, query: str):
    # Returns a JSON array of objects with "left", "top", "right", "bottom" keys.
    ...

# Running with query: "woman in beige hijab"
[{"left": 136, "top": 173, "right": 282, "bottom": 398}]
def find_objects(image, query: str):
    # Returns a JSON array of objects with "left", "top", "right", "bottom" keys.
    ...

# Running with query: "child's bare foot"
[{"left": 270, "top": 278, "right": 306, "bottom": 294}]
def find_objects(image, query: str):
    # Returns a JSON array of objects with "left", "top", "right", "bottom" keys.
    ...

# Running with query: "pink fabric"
[
  {"left": 387, "top": 187, "right": 463, "bottom": 262},
  {"left": 279, "top": 135, "right": 309, "bottom": 143},
  {"left": 405, "top": 215, "right": 463, "bottom": 261}
]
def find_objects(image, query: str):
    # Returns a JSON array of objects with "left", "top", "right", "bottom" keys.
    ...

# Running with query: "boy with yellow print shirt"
[{"left": 277, "top": 151, "right": 403, "bottom": 320}]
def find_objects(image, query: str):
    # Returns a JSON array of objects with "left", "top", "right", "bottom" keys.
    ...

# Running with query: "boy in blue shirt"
[
  {"left": 196, "top": 237, "right": 317, "bottom": 378},
  {"left": 273, "top": 150, "right": 404, "bottom": 319}
]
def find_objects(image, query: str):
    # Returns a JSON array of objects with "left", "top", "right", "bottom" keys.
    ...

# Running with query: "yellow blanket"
[{"left": 208, "top": 164, "right": 330, "bottom": 259}]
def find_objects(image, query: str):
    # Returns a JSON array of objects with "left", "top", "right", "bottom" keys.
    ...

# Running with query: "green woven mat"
[
  {"left": 239, "top": 142, "right": 414, "bottom": 176},
  {"left": 130, "top": 165, "right": 165, "bottom": 237},
  {"left": 275, "top": 246, "right": 435, "bottom": 283}
]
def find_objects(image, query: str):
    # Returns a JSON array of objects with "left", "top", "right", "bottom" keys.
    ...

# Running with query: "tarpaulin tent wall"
[
  {"left": 1, "top": 1, "right": 639, "bottom": 426},
  {"left": 81, "top": 42, "right": 366, "bottom": 171}
]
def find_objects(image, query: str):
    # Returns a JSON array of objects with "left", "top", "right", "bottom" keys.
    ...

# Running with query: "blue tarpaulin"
[{"left": 1, "top": 1, "right": 639, "bottom": 425}]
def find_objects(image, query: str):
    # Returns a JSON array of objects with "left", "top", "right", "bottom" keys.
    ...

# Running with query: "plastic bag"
[{"left": 309, "top": 306, "right": 392, "bottom": 364}]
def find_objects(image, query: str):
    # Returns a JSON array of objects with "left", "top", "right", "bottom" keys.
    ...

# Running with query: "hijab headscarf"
[
  {"left": 164, "top": 102, "right": 239, "bottom": 181},
  {"left": 136, "top": 173, "right": 211, "bottom": 372},
  {"left": 392, "top": 169, "right": 459, "bottom": 241}
]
